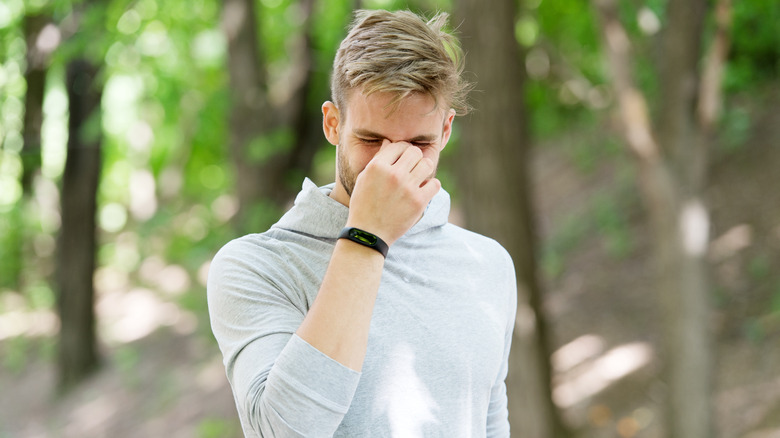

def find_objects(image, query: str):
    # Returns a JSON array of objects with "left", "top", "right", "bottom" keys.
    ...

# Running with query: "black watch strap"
[{"left": 338, "top": 227, "right": 389, "bottom": 258}]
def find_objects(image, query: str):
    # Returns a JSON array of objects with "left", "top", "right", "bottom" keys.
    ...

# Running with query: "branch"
[
  {"left": 697, "top": 0, "right": 733, "bottom": 133},
  {"left": 592, "top": 0, "right": 661, "bottom": 163}
]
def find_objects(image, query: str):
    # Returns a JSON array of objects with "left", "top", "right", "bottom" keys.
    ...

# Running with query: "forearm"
[
  {"left": 296, "top": 140, "right": 438, "bottom": 372},
  {"left": 296, "top": 238, "right": 385, "bottom": 371},
  {"left": 243, "top": 334, "right": 361, "bottom": 436}
]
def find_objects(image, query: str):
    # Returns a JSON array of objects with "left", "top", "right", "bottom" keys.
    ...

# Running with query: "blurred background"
[{"left": 0, "top": 0, "right": 777, "bottom": 436}]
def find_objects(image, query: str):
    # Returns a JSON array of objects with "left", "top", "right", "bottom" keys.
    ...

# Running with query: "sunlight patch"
[
  {"left": 552, "top": 334, "right": 606, "bottom": 373},
  {"left": 129, "top": 168, "right": 157, "bottom": 221},
  {"left": 36, "top": 23, "right": 61, "bottom": 53},
  {"left": 709, "top": 224, "right": 752, "bottom": 262},
  {"left": 99, "top": 203, "right": 128, "bottom": 233},
  {"left": 680, "top": 200, "right": 710, "bottom": 256},
  {"left": 0, "top": 309, "right": 58, "bottom": 341},
  {"left": 554, "top": 342, "right": 654, "bottom": 408},
  {"left": 157, "top": 264, "right": 191, "bottom": 296},
  {"left": 637, "top": 7, "right": 661, "bottom": 36},
  {"left": 212, "top": 194, "right": 238, "bottom": 223},
  {"left": 98, "top": 288, "right": 183, "bottom": 344},
  {"left": 376, "top": 343, "right": 439, "bottom": 436}
]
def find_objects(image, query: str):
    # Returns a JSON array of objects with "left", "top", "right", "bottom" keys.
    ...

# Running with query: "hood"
[{"left": 271, "top": 178, "right": 451, "bottom": 239}]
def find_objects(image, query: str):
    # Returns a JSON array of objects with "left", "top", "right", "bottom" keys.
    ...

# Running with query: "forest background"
[{"left": 0, "top": 0, "right": 778, "bottom": 437}]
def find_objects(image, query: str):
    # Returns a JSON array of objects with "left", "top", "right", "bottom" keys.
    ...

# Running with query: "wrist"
[{"left": 338, "top": 227, "right": 389, "bottom": 258}]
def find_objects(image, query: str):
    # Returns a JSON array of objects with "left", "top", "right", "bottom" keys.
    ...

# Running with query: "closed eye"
[{"left": 356, "top": 136, "right": 434, "bottom": 148}]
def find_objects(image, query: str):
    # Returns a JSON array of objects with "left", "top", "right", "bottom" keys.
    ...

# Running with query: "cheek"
[
  {"left": 422, "top": 147, "right": 441, "bottom": 163},
  {"left": 353, "top": 147, "right": 379, "bottom": 171}
]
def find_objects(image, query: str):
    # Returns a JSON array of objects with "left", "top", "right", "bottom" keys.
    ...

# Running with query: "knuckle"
[
  {"left": 387, "top": 170, "right": 402, "bottom": 184},
  {"left": 362, "top": 161, "right": 378, "bottom": 175},
  {"left": 368, "top": 158, "right": 388, "bottom": 172}
]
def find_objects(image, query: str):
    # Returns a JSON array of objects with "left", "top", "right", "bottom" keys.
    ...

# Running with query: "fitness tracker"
[{"left": 338, "top": 227, "right": 389, "bottom": 258}]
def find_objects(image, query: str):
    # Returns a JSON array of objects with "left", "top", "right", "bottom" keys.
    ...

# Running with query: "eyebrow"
[{"left": 353, "top": 128, "right": 438, "bottom": 143}]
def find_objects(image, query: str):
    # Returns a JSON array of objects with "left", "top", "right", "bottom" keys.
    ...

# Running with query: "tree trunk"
[
  {"left": 22, "top": 13, "right": 51, "bottom": 193},
  {"left": 7, "top": 14, "right": 54, "bottom": 291},
  {"left": 57, "top": 58, "right": 102, "bottom": 392},
  {"left": 657, "top": 0, "right": 708, "bottom": 192},
  {"left": 221, "top": 0, "right": 320, "bottom": 232},
  {"left": 222, "top": 0, "right": 274, "bottom": 229},
  {"left": 657, "top": 3, "right": 713, "bottom": 437},
  {"left": 284, "top": 0, "right": 322, "bottom": 187},
  {"left": 454, "top": 0, "right": 569, "bottom": 436},
  {"left": 592, "top": 0, "right": 726, "bottom": 435}
]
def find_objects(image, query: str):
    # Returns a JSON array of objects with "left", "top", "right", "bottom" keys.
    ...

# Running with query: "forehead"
[{"left": 343, "top": 90, "right": 444, "bottom": 137}]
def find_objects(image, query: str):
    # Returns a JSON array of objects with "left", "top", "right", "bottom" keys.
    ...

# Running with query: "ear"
[
  {"left": 440, "top": 108, "right": 456, "bottom": 150},
  {"left": 322, "top": 101, "right": 341, "bottom": 146}
]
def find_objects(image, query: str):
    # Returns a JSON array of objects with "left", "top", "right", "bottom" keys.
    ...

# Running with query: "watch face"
[{"left": 350, "top": 228, "right": 377, "bottom": 246}]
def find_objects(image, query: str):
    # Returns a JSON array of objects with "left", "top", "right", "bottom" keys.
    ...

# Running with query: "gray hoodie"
[{"left": 207, "top": 179, "right": 516, "bottom": 437}]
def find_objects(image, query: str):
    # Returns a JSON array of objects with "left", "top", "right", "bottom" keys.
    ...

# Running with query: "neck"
[{"left": 330, "top": 181, "right": 351, "bottom": 207}]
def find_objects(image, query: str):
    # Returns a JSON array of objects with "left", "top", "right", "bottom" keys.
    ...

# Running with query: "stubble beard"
[{"left": 336, "top": 143, "right": 358, "bottom": 197}]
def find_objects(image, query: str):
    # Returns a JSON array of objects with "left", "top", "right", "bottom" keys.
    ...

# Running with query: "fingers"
[
  {"left": 409, "top": 156, "right": 434, "bottom": 182},
  {"left": 387, "top": 145, "right": 436, "bottom": 192},
  {"left": 361, "top": 140, "right": 435, "bottom": 191},
  {"left": 419, "top": 177, "right": 441, "bottom": 200},
  {"left": 371, "top": 141, "right": 425, "bottom": 171},
  {"left": 371, "top": 140, "right": 408, "bottom": 165},
  {"left": 393, "top": 145, "right": 424, "bottom": 173}
]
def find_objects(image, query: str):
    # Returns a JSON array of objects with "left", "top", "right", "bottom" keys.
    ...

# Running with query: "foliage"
[
  {"left": 0, "top": 0, "right": 779, "bottom": 431},
  {"left": 540, "top": 183, "right": 637, "bottom": 280},
  {"left": 0, "top": 0, "right": 378, "bottom": 368},
  {"left": 520, "top": 0, "right": 606, "bottom": 139},
  {"left": 725, "top": 0, "right": 780, "bottom": 91}
]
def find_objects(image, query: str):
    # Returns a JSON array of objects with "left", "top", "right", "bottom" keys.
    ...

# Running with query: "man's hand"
[{"left": 346, "top": 140, "right": 441, "bottom": 246}]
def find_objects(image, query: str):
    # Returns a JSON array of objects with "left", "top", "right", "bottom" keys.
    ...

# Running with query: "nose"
[
  {"left": 378, "top": 138, "right": 408, "bottom": 153},
  {"left": 380, "top": 138, "right": 414, "bottom": 149}
]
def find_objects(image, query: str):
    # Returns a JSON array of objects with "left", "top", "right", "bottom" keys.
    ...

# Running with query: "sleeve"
[
  {"left": 207, "top": 237, "right": 361, "bottom": 437},
  {"left": 486, "top": 246, "right": 517, "bottom": 438}
]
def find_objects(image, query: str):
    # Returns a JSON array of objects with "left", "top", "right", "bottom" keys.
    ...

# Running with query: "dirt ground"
[{"left": 1, "top": 91, "right": 779, "bottom": 437}]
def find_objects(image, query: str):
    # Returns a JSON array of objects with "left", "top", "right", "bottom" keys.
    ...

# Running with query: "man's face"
[{"left": 322, "top": 90, "right": 455, "bottom": 205}]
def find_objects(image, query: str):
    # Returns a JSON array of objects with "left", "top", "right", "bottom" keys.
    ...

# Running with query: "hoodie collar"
[{"left": 272, "top": 178, "right": 451, "bottom": 239}]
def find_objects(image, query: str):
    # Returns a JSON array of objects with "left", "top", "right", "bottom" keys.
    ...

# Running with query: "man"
[{"left": 208, "top": 9, "right": 517, "bottom": 437}]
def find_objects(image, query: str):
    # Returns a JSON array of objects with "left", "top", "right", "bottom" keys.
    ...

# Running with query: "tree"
[
  {"left": 57, "top": 57, "right": 102, "bottom": 392},
  {"left": 592, "top": 0, "right": 733, "bottom": 435},
  {"left": 221, "top": 0, "right": 322, "bottom": 231},
  {"left": 454, "top": 0, "right": 570, "bottom": 436},
  {"left": 21, "top": 13, "right": 53, "bottom": 194}
]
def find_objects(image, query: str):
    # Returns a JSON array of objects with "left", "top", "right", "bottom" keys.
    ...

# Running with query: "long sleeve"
[
  {"left": 208, "top": 182, "right": 519, "bottom": 437},
  {"left": 486, "top": 248, "right": 517, "bottom": 438},
  {"left": 207, "top": 237, "right": 361, "bottom": 437}
]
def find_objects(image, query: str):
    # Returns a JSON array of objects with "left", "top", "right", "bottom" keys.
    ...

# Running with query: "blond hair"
[{"left": 331, "top": 9, "right": 470, "bottom": 117}]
